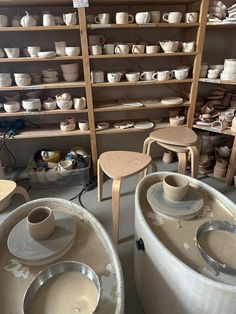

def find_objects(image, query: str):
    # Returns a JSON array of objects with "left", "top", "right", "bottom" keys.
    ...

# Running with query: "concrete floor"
[{"left": 1, "top": 160, "right": 236, "bottom": 314}]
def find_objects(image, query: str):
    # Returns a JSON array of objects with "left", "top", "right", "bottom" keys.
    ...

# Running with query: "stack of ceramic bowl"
[
  {"left": 221, "top": 59, "right": 236, "bottom": 81},
  {"left": 14, "top": 73, "right": 31, "bottom": 86},
  {"left": 0, "top": 73, "right": 12, "bottom": 87},
  {"left": 61, "top": 63, "right": 79, "bottom": 82},
  {"left": 42, "top": 69, "right": 59, "bottom": 83}
]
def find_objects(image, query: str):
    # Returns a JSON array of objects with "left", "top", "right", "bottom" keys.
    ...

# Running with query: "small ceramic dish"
[
  {"left": 133, "top": 121, "right": 154, "bottom": 129},
  {"left": 38, "top": 51, "right": 56, "bottom": 58},
  {"left": 97, "top": 122, "right": 110, "bottom": 130},
  {"left": 159, "top": 40, "right": 179, "bottom": 53}
]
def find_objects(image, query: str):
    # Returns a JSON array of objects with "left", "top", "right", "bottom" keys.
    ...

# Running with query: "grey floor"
[{"left": 2, "top": 160, "right": 236, "bottom": 314}]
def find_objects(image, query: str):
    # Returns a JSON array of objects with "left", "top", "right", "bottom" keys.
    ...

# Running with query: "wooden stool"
[
  {"left": 97, "top": 151, "right": 156, "bottom": 244},
  {"left": 0, "top": 180, "right": 30, "bottom": 211},
  {"left": 143, "top": 126, "right": 199, "bottom": 178}
]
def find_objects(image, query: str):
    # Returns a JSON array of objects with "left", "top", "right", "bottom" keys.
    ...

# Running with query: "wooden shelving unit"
[
  {"left": 87, "top": 22, "right": 199, "bottom": 29},
  {"left": 0, "top": 81, "right": 85, "bottom": 91},
  {"left": 0, "top": 56, "right": 83, "bottom": 63},
  {"left": 0, "top": 25, "right": 80, "bottom": 31},
  {"left": 89, "top": 52, "right": 197, "bottom": 59}
]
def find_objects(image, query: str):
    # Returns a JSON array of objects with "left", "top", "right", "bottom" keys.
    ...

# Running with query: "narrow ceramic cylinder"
[
  {"left": 163, "top": 174, "right": 189, "bottom": 201},
  {"left": 27, "top": 206, "right": 56, "bottom": 240}
]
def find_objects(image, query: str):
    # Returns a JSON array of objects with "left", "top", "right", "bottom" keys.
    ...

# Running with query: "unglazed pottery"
[
  {"left": 90, "top": 45, "right": 102, "bottom": 55},
  {"left": 107, "top": 72, "right": 122, "bottom": 83},
  {"left": 56, "top": 99, "right": 73, "bottom": 110},
  {"left": 4, "top": 101, "right": 20, "bottom": 113},
  {"left": 43, "top": 14, "right": 55, "bottom": 26},
  {"left": 146, "top": 45, "right": 159, "bottom": 54},
  {"left": 38, "top": 51, "right": 56, "bottom": 59},
  {"left": 20, "top": 11, "right": 36, "bottom": 27},
  {"left": 63, "top": 72, "right": 79, "bottom": 82},
  {"left": 43, "top": 99, "right": 57, "bottom": 110},
  {"left": 152, "top": 70, "right": 174, "bottom": 81},
  {"left": 94, "top": 13, "right": 110, "bottom": 24},
  {"left": 22, "top": 98, "right": 41, "bottom": 111},
  {"left": 0, "top": 78, "right": 12, "bottom": 87},
  {"left": 163, "top": 12, "right": 182, "bottom": 23},
  {"left": 159, "top": 40, "right": 179, "bottom": 53},
  {"left": 140, "top": 71, "right": 155, "bottom": 81},
  {"left": 78, "top": 120, "right": 89, "bottom": 131},
  {"left": 63, "top": 12, "right": 77, "bottom": 25},
  {"left": 61, "top": 63, "right": 79, "bottom": 73},
  {"left": 27, "top": 206, "right": 56, "bottom": 240},
  {"left": 104, "top": 44, "right": 115, "bottom": 54},
  {"left": 4, "top": 48, "right": 20, "bottom": 58},
  {"left": 42, "top": 69, "right": 58, "bottom": 78},
  {"left": 126, "top": 72, "right": 140, "bottom": 82},
  {"left": 90, "top": 70, "right": 104, "bottom": 83},
  {"left": 115, "top": 12, "right": 134, "bottom": 24},
  {"left": 163, "top": 174, "right": 189, "bottom": 201},
  {"left": 15, "top": 77, "right": 32, "bottom": 86},
  {"left": 132, "top": 44, "right": 145, "bottom": 54},
  {"left": 27, "top": 46, "right": 41, "bottom": 57},
  {"left": 56, "top": 92, "right": 71, "bottom": 101},
  {"left": 74, "top": 97, "right": 86, "bottom": 110},
  {"left": 135, "top": 12, "right": 150, "bottom": 24},
  {"left": 65, "top": 46, "right": 80, "bottom": 56},
  {"left": 169, "top": 116, "right": 185, "bottom": 126},
  {"left": 115, "top": 44, "right": 129, "bottom": 55}
]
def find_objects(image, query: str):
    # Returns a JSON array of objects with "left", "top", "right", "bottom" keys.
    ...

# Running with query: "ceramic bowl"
[
  {"left": 169, "top": 116, "right": 185, "bottom": 126},
  {"left": 43, "top": 77, "right": 59, "bottom": 83},
  {"left": 43, "top": 100, "right": 57, "bottom": 110},
  {"left": 42, "top": 69, "right": 58, "bottom": 78},
  {"left": 4, "top": 48, "right": 20, "bottom": 58},
  {"left": 97, "top": 122, "right": 110, "bottom": 129},
  {"left": 0, "top": 73, "right": 11, "bottom": 79},
  {"left": 60, "top": 122, "right": 76, "bottom": 131},
  {"left": 57, "top": 100, "right": 73, "bottom": 110},
  {"left": 56, "top": 93, "right": 71, "bottom": 101},
  {"left": 27, "top": 206, "right": 56, "bottom": 240},
  {"left": 63, "top": 72, "right": 79, "bottom": 82},
  {"left": 27, "top": 46, "right": 41, "bottom": 58},
  {"left": 14, "top": 73, "right": 30, "bottom": 78},
  {"left": 15, "top": 77, "right": 32, "bottom": 86},
  {"left": 61, "top": 63, "right": 79, "bottom": 73},
  {"left": 0, "top": 77, "right": 12, "bottom": 87},
  {"left": 59, "top": 160, "right": 74, "bottom": 170},
  {"left": 22, "top": 98, "right": 41, "bottom": 111},
  {"left": 163, "top": 174, "right": 189, "bottom": 202},
  {"left": 4, "top": 101, "right": 20, "bottom": 113},
  {"left": 224, "top": 59, "right": 236, "bottom": 73},
  {"left": 65, "top": 46, "right": 80, "bottom": 56},
  {"left": 38, "top": 51, "right": 56, "bottom": 59},
  {"left": 159, "top": 41, "right": 179, "bottom": 53}
]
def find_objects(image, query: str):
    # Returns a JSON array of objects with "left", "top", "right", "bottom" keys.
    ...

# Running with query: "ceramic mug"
[
  {"left": 63, "top": 12, "right": 77, "bottom": 25},
  {"left": 116, "top": 12, "right": 134, "bottom": 24},
  {"left": 126, "top": 72, "right": 140, "bottom": 82},
  {"left": 152, "top": 70, "right": 174, "bottom": 81},
  {"left": 208, "top": 69, "right": 219, "bottom": 79},
  {"left": 146, "top": 45, "right": 159, "bottom": 54},
  {"left": 150, "top": 11, "right": 161, "bottom": 23},
  {"left": 107, "top": 72, "right": 122, "bottom": 83},
  {"left": 27, "top": 206, "right": 56, "bottom": 240},
  {"left": 173, "top": 69, "right": 189, "bottom": 80},
  {"left": 135, "top": 12, "right": 150, "bottom": 24},
  {"left": 90, "top": 70, "right": 104, "bottom": 83},
  {"left": 55, "top": 41, "right": 66, "bottom": 56},
  {"left": 182, "top": 41, "right": 195, "bottom": 53},
  {"left": 132, "top": 44, "right": 145, "bottom": 54},
  {"left": 115, "top": 44, "right": 129, "bottom": 55},
  {"left": 140, "top": 71, "right": 155, "bottom": 81},
  {"left": 88, "top": 35, "right": 105, "bottom": 45},
  {"left": 94, "top": 13, "right": 110, "bottom": 24},
  {"left": 74, "top": 97, "right": 87, "bottom": 110},
  {"left": 185, "top": 12, "right": 199, "bottom": 23},
  {"left": 43, "top": 14, "right": 55, "bottom": 26},
  {"left": 78, "top": 120, "right": 89, "bottom": 131},
  {"left": 163, "top": 12, "right": 182, "bottom": 23},
  {"left": 0, "top": 15, "right": 8, "bottom": 27},
  {"left": 103, "top": 44, "right": 115, "bottom": 54},
  {"left": 90, "top": 44, "right": 102, "bottom": 55}
]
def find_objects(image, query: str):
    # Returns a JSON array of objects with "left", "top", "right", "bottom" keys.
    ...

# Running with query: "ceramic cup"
[
  {"left": 78, "top": 120, "right": 89, "bottom": 131},
  {"left": 94, "top": 13, "right": 110, "bottom": 24},
  {"left": 104, "top": 44, "right": 115, "bottom": 54},
  {"left": 150, "top": 11, "right": 161, "bottom": 23},
  {"left": 27, "top": 46, "right": 41, "bottom": 57},
  {"left": 163, "top": 174, "right": 189, "bottom": 201},
  {"left": 65, "top": 46, "right": 80, "bottom": 56},
  {"left": 0, "top": 15, "right": 8, "bottom": 27},
  {"left": 90, "top": 70, "right": 104, "bottom": 83},
  {"left": 116, "top": 12, "right": 134, "bottom": 24},
  {"left": 126, "top": 72, "right": 140, "bottom": 82},
  {"left": 208, "top": 69, "right": 219, "bottom": 79},
  {"left": 55, "top": 41, "right": 66, "bottom": 56},
  {"left": 182, "top": 41, "right": 195, "bottom": 53},
  {"left": 27, "top": 206, "right": 56, "bottom": 240},
  {"left": 115, "top": 44, "right": 129, "bottom": 55},
  {"left": 135, "top": 12, "right": 150, "bottom": 24},
  {"left": 63, "top": 12, "right": 77, "bottom": 25},
  {"left": 140, "top": 70, "right": 155, "bottom": 81},
  {"left": 146, "top": 45, "right": 159, "bottom": 54},
  {"left": 152, "top": 70, "right": 174, "bottom": 81},
  {"left": 107, "top": 72, "right": 122, "bottom": 83},
  {"left": 90, "top": 44, "right": 102, "bottom": 55},
  {"left": 173, "top": 69, "right": 189, "bottom": 80},
  {"left": 163, "top": 12, "right": 182, "bottom": 23},
  {"left": 88, "top": 35, "right": 105, "bottom": 45},
  {"left": 74, "top": 97, "right": 87, "bottom": 110},
  {"left": 43, "top": 14, "right": 55, "bottom": 26},
  {"left": 132, "top": 44, "right": 145, "bottom": 54},
  {"left": 185, "top": 12, "right": 199, "bottom": 23}
]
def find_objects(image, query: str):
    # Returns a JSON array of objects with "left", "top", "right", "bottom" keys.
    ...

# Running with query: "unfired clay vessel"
[{"left": 163, "top": 174, "right": 189, "bottom": 201}]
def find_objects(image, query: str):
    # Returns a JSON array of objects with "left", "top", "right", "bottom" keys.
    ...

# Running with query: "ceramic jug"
[
  {"left": 63, "top": 12, "right": 77, "bottom": 25},
  {"left": 20, "top": 11, "right": 36, "bottom": 27}
]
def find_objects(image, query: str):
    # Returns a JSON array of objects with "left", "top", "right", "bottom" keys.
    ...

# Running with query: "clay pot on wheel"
[{"left": 163, "top": 174, "right": 189, "bottom": 202}]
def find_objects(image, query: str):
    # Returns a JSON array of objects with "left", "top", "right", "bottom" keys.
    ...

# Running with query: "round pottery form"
[
  {"left": 213, "top": 165, "right": 227, "bottom": 179},
  {"left": 27, "top": 206, "right": 56, "bottom": 240},
  {"left": 163, "top": 174, "right": 189, "bottom": 202}
]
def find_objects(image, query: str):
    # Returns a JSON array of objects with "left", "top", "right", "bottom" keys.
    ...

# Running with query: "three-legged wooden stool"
[
  {"left": 143, "top": 126, "right": 199, "bottom": 178},
  {"left": 97, "top": 151, "right": 156, "bottom": 244}
]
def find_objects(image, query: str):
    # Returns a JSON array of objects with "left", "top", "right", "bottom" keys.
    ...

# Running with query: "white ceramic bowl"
[
  {"left": 159, "top": 41, "right": 179, "bottom": 53},
  {"left": 65, "top": 47, "right": 80, "bottom": 56},
  {"left": 56, "top": 100, "right": 73, "bottom": 110},
  {"left": 43, "top": 100, "right": 57, "bottom": 110},
  {"left": 22, "top": 98, "right": 41, "bottom": 111},
  {"left": 3, "top": 101, "right": 20, "bottom": 113},
  {"left": 61, "top": 63, "right": 79, "bottom": 73},
  {"left": 224, "top": 59, "right": 236, "bottom": 73},
  {"left": 0, "top": 77, "right": 12, "bottom": 87},
  {"left": 169, "top": 116, "right": 185, "bottom": 126},
  {"left": 15, "top": 77, "right": 32, "bottom": 86},
  {"left": 42, "top": 69, "right": 58, "bottom": 78},
  {"left": 4, "top": 48, "right": 20, "bottom": 58},
  {"left": 14, "top": 73, "right": 30, "bottom": 78},
  {"left": 38, "top": 51, "right": 56, "bottom": 59},
  {"left": 63, "top": 72, "right": 79, "bottom": 82},
  {"left": 27, "top": 46, "right": 41, "bottom": 58},
  {"left": 43, "top": 77, "right": 59, "bottom": 83},
  {"left": 60, "top": 122, "right": 76, "bottom": 131},
  {"left": 0, "top": 73, "right": 11, "bottom": 79}
]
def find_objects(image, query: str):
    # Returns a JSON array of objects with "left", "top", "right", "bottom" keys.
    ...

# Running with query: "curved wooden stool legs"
[
  {"left": 188, "top": 145, "right": 199, "bottom": 178},
  {"left": 97, "top": 159, "right": 103, "bottom": 202},
  {"left": 178, "top": 153, "right": 187, "bottom": 174},
  {"left": 112, "top": 179, "right": 121, "bottom": 243}
]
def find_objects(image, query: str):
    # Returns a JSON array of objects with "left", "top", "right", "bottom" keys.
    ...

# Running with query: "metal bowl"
[{"left": 23, "top": 261, "right": 101, "bottom": 314}]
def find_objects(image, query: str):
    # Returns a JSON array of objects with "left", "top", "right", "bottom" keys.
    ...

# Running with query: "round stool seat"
[
  {"left": 99, "top": 151, "right": 152, "bottom": 180},
  {"left": 149, "top": 126, "right": 197, "bottom": 147}
]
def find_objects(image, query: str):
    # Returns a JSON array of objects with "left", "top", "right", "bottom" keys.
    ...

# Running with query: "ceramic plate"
[
  {"left": 161, "top": 97, "right": 183, "bottom": 105},
  {"left": 134, "top": 121, "right": 154, "bottom": 130},
  {"left": 147, "top": 182, "right": 204, "bottom": 219},
  {"left": 7, "top": 211, "right": 76, "bottom": 266}
]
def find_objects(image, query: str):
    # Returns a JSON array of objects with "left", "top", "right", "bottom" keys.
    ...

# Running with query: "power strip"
[{"left": 84, "top": 176, "right": 97, "bottom": 191}]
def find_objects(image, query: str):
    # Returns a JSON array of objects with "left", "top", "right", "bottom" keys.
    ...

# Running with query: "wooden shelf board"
[
  {"left": 0, "top": 56, "right": 83, "bottom": 63},
  {"left": 96, "top": 121, "right": 171, "bottom": 135},
  {"left": 88, "top": 23, "right": 199, "bottom": 30},
  {"left": 89, "top": 52, "right": 196, "bottom": 59},
  {"left": 92, "top": 79, "right": 192, "bottom": 88},
  {"left": 199, "top": 78, "right": 236, "bottom": 86},
  {"left": 0, "top": 81, "right": 85, "bottom": 92},
  {"left": 0, "top": 25, "right": 80, "bottom": 32},
  {"left": 3, "top": 124, "right": 90, "bottom": 140},
  {"left": 193, "top": 124, "right": 236, "bottom": 137},
  {"left": 0, "top": 0, "right": 76, "bottom": 6},
  {"left": 207, "top": 22, "right": 236, "bottom": 29},
  {"left": 0, "top": 109, "right": 88, "bottom": 117},
  {"left": 94, "top": 100, "right": 190, "bottom": 112}
]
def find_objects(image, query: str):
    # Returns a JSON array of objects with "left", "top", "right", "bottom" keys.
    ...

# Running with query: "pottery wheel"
[
  {"left": 147, "top": 182, "right": 204, "bottom": 219},
  {"left": 7, "top": 211, "right": 76, "bottom": 266}
]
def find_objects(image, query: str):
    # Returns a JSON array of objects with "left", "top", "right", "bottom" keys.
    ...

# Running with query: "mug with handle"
[{"left": 163, "top": 12, "right": 182, "bottom": 23}]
